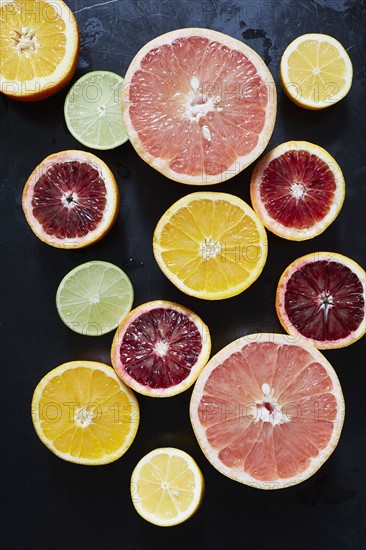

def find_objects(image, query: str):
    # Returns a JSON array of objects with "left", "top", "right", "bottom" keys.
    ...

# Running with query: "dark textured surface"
[{"left": 0, "top": 1, "right": 365, "bottom": 549}]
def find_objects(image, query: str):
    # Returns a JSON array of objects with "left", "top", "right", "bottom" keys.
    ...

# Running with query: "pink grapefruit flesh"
[
  {"left": 111, "top": 301, "right": 211, "bottom": 397},
  {"left": 122, "top": 28, "right": 277, "bottom": 185},
  {"left": 190, "top": 334, "right": 345, "bottom": 489}
]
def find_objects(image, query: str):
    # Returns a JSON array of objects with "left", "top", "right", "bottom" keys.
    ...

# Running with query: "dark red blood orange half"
[
  {"left": 250, "top": 141, "right": 345, "bottom": 240},
  {"left": 276, "top": 252, "right": 366, "bottom": 349},
  {"left": 190, "top": 334, "right": 345, "bottom": 489},
  {"left": 22, "top": 151, "right": 119, "bottom": 248},
  {"left": 111, "top": 301, "right": 211, "bottom": 397}
]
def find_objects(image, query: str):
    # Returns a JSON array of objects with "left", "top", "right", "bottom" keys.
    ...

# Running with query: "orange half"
[{"left": 0, "top": 0, "right": 79, "bottom": 101}]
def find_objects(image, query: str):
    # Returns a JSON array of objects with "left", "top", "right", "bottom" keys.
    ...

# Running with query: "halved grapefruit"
[
  {"left": 22, "top": 150, "right": 119, "bottom": 248},
  {"left": 250, "top": 141, "right": 345, "bottom": 240},
  {"left": 276, "top": 252, "right": 366, "bottom": 349},
  {"left": 122, "top": 28, "right": 277, "bottom": 184},
  {"left": 190, "top": 334, "right": 345, "bottom": 489},
  {"left": 111, "top": 300, "right": 211, "bottom": 397}
]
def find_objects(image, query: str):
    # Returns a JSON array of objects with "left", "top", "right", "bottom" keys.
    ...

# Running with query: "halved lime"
[
  {"left": 64, "top": 71, "right": 128, "bottom": 150},
  {"left": 56, "top": 261, "right": 134, "bottom": 336}
]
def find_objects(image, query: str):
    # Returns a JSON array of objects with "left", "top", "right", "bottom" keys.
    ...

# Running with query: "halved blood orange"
[
  {"left": 22, "top": 150, "right": 119, "bottom": 248},
  {"left": 250, "top": 141, "right": 345, "bottom": 240},
  {"left": 111, "top": 300, "right": 211, "bottom": 397},
  {"left": 122, "top": 28, "right": 277, "bottom": 185},
  {"left": 276, "top": 252, "right": 366, "bottom": 349},
  {"left": 190, "top": 334, "right": 345, "bottom": 489}
]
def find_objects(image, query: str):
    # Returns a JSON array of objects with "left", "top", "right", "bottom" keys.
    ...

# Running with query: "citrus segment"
[
  {"left": 22, "top": 151, "right": 119, "bottom": 248},
  {"left": 190, "top": 334, "right": 344, "bottom": 489},
  {"left": 250, "top": 141, "right": 345, "bottom": 240},
  {"left": 0, "top": 0, "right": 79, "bottom": 101},
  {"left": 123, "top": 28, "right": 276, "bottom": 184},
  {"left": 64, "top": 71, "right": 128, "bottom": 150},
  {"left": 280, "top": 33, "right": 353, "bottom": 109},
  {"left": 131, "top": 448, "right": 204, "bottom": 526},
  {"left": 276, "top": 252, "right": 366, "bottom": 349},
  {"left": 153, "top": 192, "right": 268, "bottom": 300},
  {"left": 56, "top": 261, "right": 134, "bottom": 336},
  {"left": 32, "top": 361, "right": 139, "bottom": 465},
  {"left": 111, "top": 301, "right": 211, "bottom": 397}
]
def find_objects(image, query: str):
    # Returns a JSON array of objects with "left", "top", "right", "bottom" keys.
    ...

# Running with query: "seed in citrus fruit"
[
  {"left": 276, "top": 252, "right": 366, "bottom": 349},
  {"left": 32, "top": 361, "right": 139, "bottom": 465},
  {"left": 111, "top": 300, "right": 211, "bottom": 397},
  {"left": 190, "top": 334, "right": 345, "bottom": 489},
  {"left": 250, "top": 141, "right": 345, "bottom": 241},
  {"left": 22, "top": 150, "right": 119, "bottom": 248},
  {"left": 56, "top": 261, "right": 134, "bottom": 336},
  {"left": 0, "top": 0, "right": 79, "bottom": 101},
  {"left": 153, "top": 192, "right": 268, "bottom": 300},
  {"left": 64, "top": 71, "right": 128, "bottom": 150},
  {"left": 280, "top": 33, "right": 353, "bottom": 110},
  {"left": 122, "top": 28, "right": 277, "bottom": 185},
  {"left": 131, "top": 448, "right": 204, "bottom": 526}
]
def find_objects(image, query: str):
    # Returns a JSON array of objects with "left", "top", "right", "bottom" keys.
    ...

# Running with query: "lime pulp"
[
  {"left": 56, "top": 261, "right": 134, "bottom": 336},
  {"left": 64, "top": 71, "right": 128, "bottom": 150}
]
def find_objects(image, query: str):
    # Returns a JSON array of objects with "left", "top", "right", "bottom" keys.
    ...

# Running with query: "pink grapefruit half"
[
  {"left": 122, "top": 28, "right": 277, "bottom": 185},
  {"left": 190, "top": 333, "right": 345, "bottom": 489}
]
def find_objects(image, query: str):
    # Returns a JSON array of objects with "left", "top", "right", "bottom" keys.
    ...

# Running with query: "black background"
[{"left": 1, "top": 1, "right": 365, "bottom": 549}]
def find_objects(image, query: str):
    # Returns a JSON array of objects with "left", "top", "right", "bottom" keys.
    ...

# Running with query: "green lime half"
[
  {"left": 64, "top": 71, "right": 128, "bottom": 150},
  {"left": 56, "top": 261, "right": 134, "bottom": 336}
]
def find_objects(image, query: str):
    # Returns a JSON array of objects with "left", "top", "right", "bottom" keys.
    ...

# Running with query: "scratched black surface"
[{"left": 0, "top": 1, "right": 365, "bottom": 549}]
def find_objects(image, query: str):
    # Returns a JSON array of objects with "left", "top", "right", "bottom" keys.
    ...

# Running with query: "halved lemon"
[
  {"left": 130, "top": 448, "right": 204, "bottom": 526},
  {"left": 32, "top": 361, "right": 139, "bottom": 465},
  {"left": 153, "top": 192, "right": 268, "bottom": 300},
  {"left": 280, "top": 33, "right": 353, "bottom": 109},
  {"left": 0, "top": 0, "right": 79, "bottom": 101}
]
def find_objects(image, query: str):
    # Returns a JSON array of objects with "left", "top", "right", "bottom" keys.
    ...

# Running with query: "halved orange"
[
  {"left": 153, "top": 192, "right": 268, "bottom": 300},
  {"left": 130, "top": 448, "right": 204, "bottom": 526},
  {"left": 0, "top": 0, "right": 79, "bottom": 101},
  {"left": 32, "top": 361, "right": 139, "bottom": 465}
]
